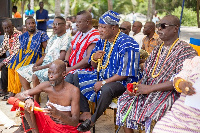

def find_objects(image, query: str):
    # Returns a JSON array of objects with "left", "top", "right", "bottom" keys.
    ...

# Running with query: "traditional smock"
[{"left": 78, "top": 32, "right": 140, "bottom": 102}]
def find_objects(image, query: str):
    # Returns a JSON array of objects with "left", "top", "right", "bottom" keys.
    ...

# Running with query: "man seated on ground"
[
  {"left": 119, "top": 21, "right": 131, "bottom": 35},
  {"left": 14, "top": 60, "right": 80, "bottom": 133},
  {"left": 17, "top": 16, "right": 71, "bottom": 103},
  {"left": 76, "top": 10, "right": 140, "bottom": 132},
  {"left": 132, "top": 21, "right": 145, "bottom": 49},
  {"left": 0, "top": 19, "right": 22, "bottom": 99},
  {"left": 116, "top": 15, "right": 198, "bottom": 133},
  {"left": 153, "top": 56, "right": 200, "bottom": 133},
  {"left": 64, "top": 10, "right": 100, "bottom": 84},
  {"left": 7, "top": 17, "right": 49, "bottom": 98}
]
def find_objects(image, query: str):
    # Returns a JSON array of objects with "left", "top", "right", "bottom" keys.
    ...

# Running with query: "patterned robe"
[
  {"left": 116, "top": 40, "right": 198, "bottom": 131},
  {"left": 78, "top": 32, "right": 140, "bottom": 102},
  {"left": 153, "top": 56, "right": 200, "bottom": 133},
  {"left": 17, "top": 33, "right": 70, "bottom": 82}
]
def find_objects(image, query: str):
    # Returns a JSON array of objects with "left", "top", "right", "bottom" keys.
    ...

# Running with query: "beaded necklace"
[
  {"left": 100, "top": 30, "right": 120, "bottom": 69},
  {"left": 151, "top": 38, "right": 179, "bottom": 78}
]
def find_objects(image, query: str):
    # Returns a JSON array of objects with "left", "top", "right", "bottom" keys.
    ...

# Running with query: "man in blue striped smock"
[{"left": 76, "top": 10, "right": 140, "bottom": 132}]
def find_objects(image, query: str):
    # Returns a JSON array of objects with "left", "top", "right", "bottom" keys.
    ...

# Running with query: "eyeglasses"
[
  {"left": 52, "top": 23, "right": 65, "bottom": 27},
  {"left": 119, "top": 27, "right": 127, "bottom": 30},
  {"left": 156, "top": 23, "right": 177, "bottom": 29}
]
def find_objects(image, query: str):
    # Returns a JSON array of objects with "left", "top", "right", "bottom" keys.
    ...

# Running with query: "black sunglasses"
[
  {"left": 119, "top": 27, "right": 127, "bottom": 30},
  {"left": 156, "top": 23, "right": 177, "bottom": 29}
]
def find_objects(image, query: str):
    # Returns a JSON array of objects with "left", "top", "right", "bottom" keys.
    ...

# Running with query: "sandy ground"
[{"left": 0, "top": 26, "right": 199, "bottom": 133}]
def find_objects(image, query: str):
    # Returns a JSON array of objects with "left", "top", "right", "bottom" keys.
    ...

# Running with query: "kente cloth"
[
  {"left": 99, "top": 10, "right": 121, "bottom": 25},
  {"left": 17, "top": 33, "right": 70, "bottom": 83},
  {"left": 33, "top": 102, "right": 80, "bottom": 133},
  {"left": 153, "top": 56, "right": 200, "bottom": 133},
  {"left": 116, "top": 40, "right": 198, "bottom": 130},
  {"left": 68, "top": 28, "right": 100, "bottom": 73},
  {"left": 7, "top": 30, "right": 49, "bottom": 69},
  {"left": 0, "top": 27, "right": 22, "bottom": 65},
  {"left": 141, "top": 33, "right": 162, "bottom": 54},
  {"left": 78, "top": 32, "right": 140, "bottom": 102}
]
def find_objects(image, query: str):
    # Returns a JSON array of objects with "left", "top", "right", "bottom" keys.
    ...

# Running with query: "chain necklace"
[
  {"left": 100, "top": 30, "right": 120, "bottom": 69},
  {"left": 151, "top": 38, "right": 179, "bottom": 78}
]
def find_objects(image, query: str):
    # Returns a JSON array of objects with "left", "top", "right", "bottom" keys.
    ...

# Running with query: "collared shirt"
[
  {"left": 142, "top": 33, "right": 162, "bottom": 54},
  {"left": 25, "top": 9, "right": 34, "bottom": 16},
  {"left": 0, "top": 28, "right": 22, "bottom": 65}
]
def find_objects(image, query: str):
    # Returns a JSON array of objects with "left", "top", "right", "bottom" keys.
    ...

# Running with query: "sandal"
[{"left": 1, "top": 95, "right": 9, "bottom": 101}]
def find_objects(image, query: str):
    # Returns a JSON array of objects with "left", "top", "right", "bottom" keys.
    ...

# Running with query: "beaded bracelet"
[
  {"left": 91, "top": 53, "right": 98, "bottom": 63},
  {"left": 174, "top": 78, "right": 185, "bottom": 93}
]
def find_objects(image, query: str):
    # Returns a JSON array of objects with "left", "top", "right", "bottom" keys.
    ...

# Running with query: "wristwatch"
[{"left": 102, "top": 80, "right": 106, "bottom": 85}]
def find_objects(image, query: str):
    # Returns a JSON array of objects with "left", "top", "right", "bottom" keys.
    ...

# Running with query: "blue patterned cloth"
[
  {"left": 99, "top": 10, "right": 120, "bottom": 25},
  {"left": 17, "top": 33, "right": 71, "bottom": 82},
  {"left": 78, "top": 32, "right": 140, "bottom": 102},
  {"left": 7, "top": 30, "right": 49, "bottom": 69}
]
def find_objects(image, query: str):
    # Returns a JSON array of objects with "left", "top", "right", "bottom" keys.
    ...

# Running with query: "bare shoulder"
[
  {"left": 39, "top": 81, "right": 52, "bottom": 91},
  {"left": 64, "top": 82, "right": 80, "bottom": 97}
]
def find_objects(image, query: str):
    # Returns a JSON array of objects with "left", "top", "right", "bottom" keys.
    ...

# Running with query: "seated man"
[
  {"left": 0, "top": 19, "right": 22, "bottom": 98},
  {"left": 14, "top": 60, "right": 80, "bottom": 133},
  {"left": 119, "top": 21, "right": 131, "bottom": 35},
  {"left": 132, "top": 21, "right": 145, "bottom": 49},
  {"left": 64, "top": 10, "right": 100, "bottom": 84},
  {"left": 7, "top": 17, "right": 49, "bottom": 97},
  {"left": 116, "top": 15, "right": 198, "bottom": 133},
  {"left": 17, "top": 16, "right": 71, "bottom": 103},
  {"left": 76, "top": 10, "right": 140, "bottom": 132},
  {"left": 153, "top": 56, "right": 200, "bottom": 133}
]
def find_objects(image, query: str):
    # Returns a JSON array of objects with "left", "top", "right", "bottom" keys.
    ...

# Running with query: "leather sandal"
[{"left": 77, "top": 119, "right": 93, "bottom": 132}]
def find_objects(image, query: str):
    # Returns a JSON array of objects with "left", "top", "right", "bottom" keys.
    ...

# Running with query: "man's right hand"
[
  {"left": 93, "top": 51, "right": 106, "bottom": 61},
  {"left": 24, "top": 99, "right": 34, "bottom": 113},
  {"left": 0, "top": 62, "right": 4, "bottom": 71}
]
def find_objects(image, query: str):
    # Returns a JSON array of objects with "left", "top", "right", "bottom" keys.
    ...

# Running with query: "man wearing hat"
[{"left": 76, "top": 10, "right": 140, "bottom": 131}]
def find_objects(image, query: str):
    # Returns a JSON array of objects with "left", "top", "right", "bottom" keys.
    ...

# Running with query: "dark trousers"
[
  {"left": 0, "top": 54, "right": 8, "bottom": 92},
  {"left": 73, "top": 73, "right": 126, "bottom": 123},
  {"left": 1, "top": 65, "right": 8, "bottom": 92}
]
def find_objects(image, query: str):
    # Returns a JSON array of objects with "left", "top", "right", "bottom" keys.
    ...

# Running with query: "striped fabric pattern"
[
  {"left": 7, "top": 30, "right": 49, "bottom": 69},
  {"left": 153, "top": 94, "right": 200, "bottom": 133},
  {"left": 116, "top": 40, "right": 198, "bottom": 130},
  {"left": 78, "top": 32, "right": 140, "bottom": 102},
  {"left": 69, "top": 28, "right": 100, "bottom": 69},
  {"left": 99, "top": 10, "right": 120, "bottom": 25}
]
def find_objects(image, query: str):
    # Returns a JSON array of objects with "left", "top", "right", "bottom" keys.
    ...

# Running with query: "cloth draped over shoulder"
[
  {"left": 78, "top": 32, "right": 140, "bottom": 102},
  {"left": 68, "top": 28, "right": 100, "bottom": 72},
  {"left": 7, "top": 30, "right": 49, "bottom": 69},
  {"left": 153, "top": 56, "right": 200, "bottom": 133},
  {"left": 116, "top": 40, "right": 198, "bottom": 130},
  {"left": 17, "top": 33, "right": 70, "bottom": 83}
]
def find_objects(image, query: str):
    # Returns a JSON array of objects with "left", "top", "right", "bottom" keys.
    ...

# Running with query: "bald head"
[
  {"left": 143, "top": 21, "right": 155, "bottom": 36},
  {"left": 52, "top": 59, "right": 66, "bottom": 72},
  {"left": 2, "top": 19, "right": 14, "bottom": 36},
  {"left": 120, "top": 21, "right": 131, "bottom": 35},
  {"left": 76, "top": 10, "right": 93, "bottom": 33},
  {"left": 162, "top": 15, "right": 180, "bottom": 27},
  {"left": 132, "top": 21, "right": 142, "bottom": 35}
]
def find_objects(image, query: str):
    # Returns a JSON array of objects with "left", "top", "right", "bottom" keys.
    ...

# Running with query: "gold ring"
[
  {"left": 135, "top": 87, "right": 138, "bottom": 91},
  {"left": 185, "top": 87, "right": 189, "bottom": 92}
]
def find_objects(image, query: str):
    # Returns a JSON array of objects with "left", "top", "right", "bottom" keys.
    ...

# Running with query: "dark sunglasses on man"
[
  {"left": 156, "top": 23, "right": 177, "bottom": 29},
  {"left": 119, "top": 27, "right": 127, "bottom": 30}
]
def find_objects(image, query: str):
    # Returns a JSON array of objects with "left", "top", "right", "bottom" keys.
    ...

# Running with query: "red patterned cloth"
[{"left": 68, "top": 28, "right": 99, "bottom": 73}]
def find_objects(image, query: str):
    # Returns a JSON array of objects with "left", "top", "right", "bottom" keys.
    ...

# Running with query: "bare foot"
[{"left": 79, "top": 112, "right": 92, "bottom": 121}]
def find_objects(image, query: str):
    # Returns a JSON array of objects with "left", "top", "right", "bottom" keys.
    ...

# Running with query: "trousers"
[{"left": 73, "top": 73, "right": 126, "bottom": 123}]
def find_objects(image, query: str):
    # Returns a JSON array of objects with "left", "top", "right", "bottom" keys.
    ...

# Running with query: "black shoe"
[{"left": 77, "top": 119, "right": 93, "bottom": 132}]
